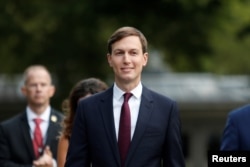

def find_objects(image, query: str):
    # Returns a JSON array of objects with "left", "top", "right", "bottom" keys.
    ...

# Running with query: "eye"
[
  {"left": 114, "top": 51, "right": 124, "bottom": 56},
  {"left": 27, "top": 83, "right": 37, "bottom": 89},
  {"left": 130, "top": 50, "right": 138, "bottom": 56},
  {"left": 41, "top": 83, "right": 48, "bottom": 87},
  {"left": 29, "top": 84, "right": 36, "bottom": 88}
]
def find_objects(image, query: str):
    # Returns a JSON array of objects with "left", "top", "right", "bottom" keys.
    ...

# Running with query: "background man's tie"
[
  {"left": 33, "top": 118, "right": 43, "bottom": 158},
  {"left": 118, "top": 93, "right": 133, "bottom": 167}
]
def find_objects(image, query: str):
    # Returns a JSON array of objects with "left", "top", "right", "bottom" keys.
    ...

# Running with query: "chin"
[{"left": 122, "top": 77, "right": 136, "bottom": 83}]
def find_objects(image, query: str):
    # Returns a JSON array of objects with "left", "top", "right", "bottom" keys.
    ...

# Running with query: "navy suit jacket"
[
  {"left": 220, "top": 104, "right": 250, "bottom": 151},
  {"left": 0, "top": 109, "right": 63, "bottom": 167},
  {"left": 65, "top": 86, "right": 185, "bottom": 167}
]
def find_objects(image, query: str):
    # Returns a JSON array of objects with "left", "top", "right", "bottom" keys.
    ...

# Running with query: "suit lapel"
[
  {"left": 20, "top": 112, "right": 36, "bottom": 159},
  {"left": 126, "top": 87, "right": 154, "bottom": 165},
  {"left": 45, "top": 109, "right": 60, "bottom": 146},
  {"left": 99, "top": 87, "right": 121, "bottom": 166}
]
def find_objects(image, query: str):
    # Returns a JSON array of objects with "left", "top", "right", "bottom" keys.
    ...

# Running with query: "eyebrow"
[{"left": 113, "top": 48, "right": 139, "bottom": 52}]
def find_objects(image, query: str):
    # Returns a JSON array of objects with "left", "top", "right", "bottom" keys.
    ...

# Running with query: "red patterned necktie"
[
  {"left": 33, "top": 118, "right": 43, "bottom": 158},
  {"left": 118, "top": 93, "right": 133, "bottom": 167}
]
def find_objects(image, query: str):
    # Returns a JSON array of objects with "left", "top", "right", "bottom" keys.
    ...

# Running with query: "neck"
[
  {"left": 29, "top": 104, "right": 48, "bottom": 115},
  {"left": 115, "top": 80, "right": 140, "bottom": 92}
]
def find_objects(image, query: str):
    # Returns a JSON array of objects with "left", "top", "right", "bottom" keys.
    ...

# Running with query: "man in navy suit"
[
  {"left": 0, "top": 65, "right": 63, "bottom": 167},
  {"left": 65, "top": 26, "right": 185, "bottom": 167},
  {"left": 220, "top": 104, "right": 250, "bottom": 150}
]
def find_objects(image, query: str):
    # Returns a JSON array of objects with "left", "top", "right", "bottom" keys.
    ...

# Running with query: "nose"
[
  {"left": 123, "top": 52, "right": 130, "bottom": 62},
  {"left": 36, "top": 84, "right": 43, "bottom": 91}
]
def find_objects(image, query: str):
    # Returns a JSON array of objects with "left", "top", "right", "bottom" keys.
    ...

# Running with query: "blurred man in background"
[{"left": 0, "top": 65, "right": 63, "bottom": 167}]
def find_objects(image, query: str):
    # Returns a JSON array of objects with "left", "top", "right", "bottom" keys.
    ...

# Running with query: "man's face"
[
  {"left": 21, "top": 69, "right": 55, "bottom": 107},
  {"left": 107, "top": 36, "right": 148, "bottom": 86}
]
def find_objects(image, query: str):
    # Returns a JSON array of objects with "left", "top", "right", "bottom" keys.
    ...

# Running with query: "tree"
[{"left": 1, "top": 0, "right": 250, "bottom": 107}]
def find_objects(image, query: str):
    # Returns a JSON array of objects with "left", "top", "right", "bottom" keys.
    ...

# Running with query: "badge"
[{"left": 51, "top": 115, "right": 57, "bottom": 122}]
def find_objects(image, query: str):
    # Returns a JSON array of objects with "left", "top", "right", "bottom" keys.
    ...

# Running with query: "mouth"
[{"left": 121, "top": 67, "right": 132, "bottom": 72}]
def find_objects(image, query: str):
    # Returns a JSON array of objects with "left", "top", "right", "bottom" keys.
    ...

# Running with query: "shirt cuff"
[{"left": 53, "top": 158, "right": 57, "bottom": 167}]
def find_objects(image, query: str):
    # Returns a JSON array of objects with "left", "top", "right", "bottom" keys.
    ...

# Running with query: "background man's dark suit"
[
  {"left": 0, "top": 109, "right": 63, "bottom": 167},
  {"left": 65, "top": 86, "right": 185, "bottom": 167},
  {"left": 220, "top": 104, "right": 250, "bottom": 150}
]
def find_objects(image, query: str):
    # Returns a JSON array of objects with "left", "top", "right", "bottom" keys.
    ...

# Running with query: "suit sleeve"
[
  {"left": 220, "top": 112, "right": 239, "bottom": 150},
  {"left": 163, "top": 102, "right": 185, "bottom": 167},
  {"left": 0, "top": 124, "right": 32, "bottom": 167},
  {"left": 64, "top": 102, "right": 90, "bottom": 167}
]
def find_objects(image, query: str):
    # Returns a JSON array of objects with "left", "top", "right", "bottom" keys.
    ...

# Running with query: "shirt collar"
[
  {"left": 113, "top": 82, "right": 142, "bottom": 100},
  {"left": 27, "top": 106, "right": 51, "bottom": 122}
]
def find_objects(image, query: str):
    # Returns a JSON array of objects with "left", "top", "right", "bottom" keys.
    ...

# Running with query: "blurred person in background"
[
  {"left": 220, "top": 104, "right": 250, "bottom": 150},
  {"left": 65, "top": 26, "right": 185, "bottom": 167},
  {"left": 0, "top": 65, "right": 63, "bottom": 167},
  {"left": 57, "top": 77, "right": 108, "bottom": 167}
]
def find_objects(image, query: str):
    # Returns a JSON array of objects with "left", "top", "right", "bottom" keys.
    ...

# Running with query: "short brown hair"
[{"left": 107, "top": 26, "right": 148, "bottom": 54}]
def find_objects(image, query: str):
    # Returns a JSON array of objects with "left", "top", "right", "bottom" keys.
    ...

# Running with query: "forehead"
[
  {"left": 112, "top": 36, "right": 142, "bottom": 51},
  {"left": 25, "top": 69, "right": 51, "bottom": 84}
]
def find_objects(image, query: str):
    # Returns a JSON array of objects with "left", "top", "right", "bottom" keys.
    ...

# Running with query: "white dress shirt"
[
  {"left": 27, "top": 106, "right": 51, "bottom": 142},
  {"left": 27, "top": 106, "right": 57, "bottom": 167},
  {"left": 113, "top": 82, "right": 142, "bottom": 140}
]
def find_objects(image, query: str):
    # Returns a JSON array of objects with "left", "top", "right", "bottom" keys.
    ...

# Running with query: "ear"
[
  {"left": 49, "top": 85, "right": 56, "bottom": 97},
  {"left": 107, "top": 53, "right": 113, "bottom": 67},
  {"left": 21, "top": 86, "right": 27, "bottom": 97},
  {"left": 142, "top": 52, "right": 148, "bottom": 66}
]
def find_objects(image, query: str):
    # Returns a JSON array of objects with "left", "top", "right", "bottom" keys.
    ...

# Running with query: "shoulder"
[
  {"left": 227, "top": 104, "right": 250, "bottom": 124},
  {"left": 229, "top": 104, "right": 250, "bottom": 118},
  {"left": 79, "top": 86, "right": 112, "bottom": 104},
  {"left": 51, "top": 108, "right": 64, "bottom": 118},
  {"left": 0, "top": 112, "right": 24, "bottom": 127},
  {"left": 58, "top": 135, "right": 69, "bottom": 145},
  {"left": 50, "top": 108, "right": 64, "bottom": 125},
  {"left": 0, "top": 112, "right": 26, "bottom": 135}
]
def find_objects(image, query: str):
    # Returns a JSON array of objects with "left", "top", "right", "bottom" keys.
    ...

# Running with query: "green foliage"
[
  {"left": 203, "top": 0, "right": 250, "bottom": 74},
  {"left": 1, "top": 0, "right": 250, "bottom": 107}
]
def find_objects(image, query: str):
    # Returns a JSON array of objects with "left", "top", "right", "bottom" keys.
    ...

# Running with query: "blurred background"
[{"left": 1, "top": 0, "right": 250, "bottom": 166}]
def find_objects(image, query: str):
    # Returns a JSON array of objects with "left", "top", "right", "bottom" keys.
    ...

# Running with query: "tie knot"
[
  {"left": 123, "top": 93, "right": 132, "bottom": 102},
  {"left": 33, "top": 118, "right": 42, "bottom": 125}
]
